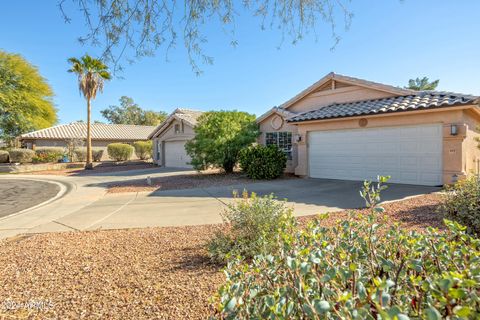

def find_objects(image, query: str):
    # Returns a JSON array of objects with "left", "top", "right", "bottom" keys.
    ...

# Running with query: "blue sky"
[{"left": 1, "top": 1, "right": 479, "bottom": 124}]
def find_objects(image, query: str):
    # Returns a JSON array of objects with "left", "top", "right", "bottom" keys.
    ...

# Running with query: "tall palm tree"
[{"left": 67, "top": 54, "right": 111, "bottom": 169}]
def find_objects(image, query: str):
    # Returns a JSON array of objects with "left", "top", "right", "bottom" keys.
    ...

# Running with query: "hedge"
[
  {"left": 107, "top": 143, "right": 134, "bottom": 161},
  {"left": 8, "top": 149, "right": 35, "bottom": 163},
  {"left": 0, "top": 150, "right": 9, "bottom": 163},
  {"left": 33, "top": 148, "right": 64, "bottom": 163},
  {"left": 239, "top": 145, "right": 287, "bottom": 179},
  {"left": 133, "top": 141, "right": 152, "bottom": 160}
]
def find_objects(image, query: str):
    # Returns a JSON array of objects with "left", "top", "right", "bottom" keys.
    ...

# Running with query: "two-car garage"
[{"left": 308, "top": 124, "right": 443, "bottom": 186}]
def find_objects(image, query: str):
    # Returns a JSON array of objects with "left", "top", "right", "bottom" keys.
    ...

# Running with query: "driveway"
[{"left": 0, "top": 168, "right": 440, "bottom": 239}]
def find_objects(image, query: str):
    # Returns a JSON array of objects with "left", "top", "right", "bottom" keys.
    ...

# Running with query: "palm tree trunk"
[{"left": 85, "top": 98, "right": 93, "bottom": 169}]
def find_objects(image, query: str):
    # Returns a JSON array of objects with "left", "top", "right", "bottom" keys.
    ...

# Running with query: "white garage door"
[
  {"left": 164, "top": 141, "right": 192, "bottom": 168},
  {"left": 308, "top": 124, "right": 443, "bottom": 186}
]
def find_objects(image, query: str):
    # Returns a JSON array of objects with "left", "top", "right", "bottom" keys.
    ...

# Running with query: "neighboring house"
[
  {"left": 148, "top": 108, "right": 203, "bottom": 168},
  {"left": 257, "top": 72, "right": 480, "bottom": 186},
  {"left": 19, "top": 122, "right": 156, "bottom": 160}
]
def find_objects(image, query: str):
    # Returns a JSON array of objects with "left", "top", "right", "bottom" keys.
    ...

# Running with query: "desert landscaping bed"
[
  {"left": 106, "top": 171, "right": 297, "bottom": 193},
  {"left": 0, "top": 193, "right": 443, "bottom": 319},
  {"left": 22, "top": 162, "right": 155, "bottom": 176}
]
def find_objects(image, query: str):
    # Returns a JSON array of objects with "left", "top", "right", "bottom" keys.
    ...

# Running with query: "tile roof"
[
  {"left": 287, "top": 91, "right": 479, "bottom": 123},
  {"left": 148, "top": 108, "right": 204, "bottom": 139},
  {"left": 20, "top": 122, "right": 156, "bottom": 140}
]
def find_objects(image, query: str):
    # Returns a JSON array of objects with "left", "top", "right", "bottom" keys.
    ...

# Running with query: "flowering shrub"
[
  {"left": 439, "top": 176, "right": 480, "bottom": 236},
  {"left": 33, "top": 148, "right": 64, "bottom": 163},
  {"left": 212, "top": 177, "right": 480, "bottom": 319}
]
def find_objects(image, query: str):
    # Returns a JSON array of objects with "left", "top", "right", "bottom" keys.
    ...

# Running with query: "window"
[
  {"left": 265, "top": 132, "right": 293, "bottom": 160},
  {"left": 174, "top": 124, "right": 181, "bottom": 134}
]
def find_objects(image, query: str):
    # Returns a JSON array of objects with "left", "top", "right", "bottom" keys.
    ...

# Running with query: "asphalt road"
[{"left": 0, "top": 179, "right": 60, "bottom": 218}]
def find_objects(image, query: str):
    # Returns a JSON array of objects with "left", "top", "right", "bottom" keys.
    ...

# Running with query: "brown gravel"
[
  {"left": 0, "top": 193, "right": 444, "bottom": 319},
  {"left": 107, "top": 171, "right": 297, "bottom": 193},
  {"left": 25, "top": 162, "right": 155, "bottom": 176}
]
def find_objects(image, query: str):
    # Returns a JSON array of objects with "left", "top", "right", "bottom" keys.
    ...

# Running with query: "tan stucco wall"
[
  {"left": 23, "top": 139, "right": 146, "bottom": 161},
  {"left": 291, "top": 107, "right": 480, "bottom": 185},
  {"left": 258, "top": 112, "right": 298, "bottom": 173},
  {"left": 462, "top": 109, "right": 480, "bottom": 176},
  {"left": 288, "top": 85, "right": 396, "bottom": 113},
  {"left": 152, "top": 119, "right": 195, "bottom": 166}
]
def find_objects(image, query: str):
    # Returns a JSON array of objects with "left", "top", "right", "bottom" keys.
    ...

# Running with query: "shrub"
[
  {"left": 73, "top": 148, "right": 87, "bottom": 162},
  {"left": 32, "top": 148, "right": 64, "bottom": 163},
  {"left": 133, "top": 141, "right": 152, "bottom": 160},
  {"left": 439, "top": 176, "right": 480, "bottom": 235},
  {"left": 0, "top": 150, "right": 9, "bottom": 163},
  {"left": 107, "top": 143, "right": 134, "bottom": 161},
  {"left": 239, "top": 145, "right": 287, "bottom": 179},
  {"left": 8, "top": 148, "right": 35, "bottom": 163},
  {"left": 92, "top": 149, "right": 104, "bottom": 162},
  {"left": 207, "top": 191, "right": 295, "bottom": 263}
]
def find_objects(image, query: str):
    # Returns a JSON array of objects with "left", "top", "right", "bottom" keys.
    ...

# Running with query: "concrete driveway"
[{"left": 0, "top": 168, "right": 440, "bottom": 239}]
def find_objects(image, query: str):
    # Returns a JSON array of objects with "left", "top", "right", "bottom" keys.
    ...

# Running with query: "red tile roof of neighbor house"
[
  {"left": 287, "top": 91, "right": 480, "bottom": 123},
  {"left": 20, "top": 122, "right": 156, "bottom": 141}
]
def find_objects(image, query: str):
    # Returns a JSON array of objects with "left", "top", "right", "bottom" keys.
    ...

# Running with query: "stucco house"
[
  {"left": 19, "top": 122, "right": 155, "bottom": 160},
  {"left": 148, "top": 108, "right": 203, "bottom": 168},
  {"left": 257, "top": 72, "right": 480, "bottom": 186}
]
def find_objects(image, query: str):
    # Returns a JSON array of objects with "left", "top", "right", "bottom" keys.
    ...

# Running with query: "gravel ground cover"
[
  {"left": 23, "top": 162, "right": 155, "bottom": 176},
  {"left": 0, "top": 193, "right": 443, "bottom": 319},
  {"left": 106, "top": 171, "right": 297, "bottom": 193}
]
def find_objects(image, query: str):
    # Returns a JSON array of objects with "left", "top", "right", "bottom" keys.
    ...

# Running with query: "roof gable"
[
  {"left": 148, "top": 108, "right": 203, "bottom": 139},
  {"left": 279, "top": 72, "right": 415, "bottom": 111}
]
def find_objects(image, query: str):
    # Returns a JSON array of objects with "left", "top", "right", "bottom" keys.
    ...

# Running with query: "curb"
[{"left": 0, "top": 178, "right": 72, "bottom": 222}]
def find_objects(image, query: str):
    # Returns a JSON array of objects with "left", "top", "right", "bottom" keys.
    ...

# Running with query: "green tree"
[
  {"left": 185, "top": 111, "right": 259, "bottom": 173},
  {"left": 68, "top": 54, "right": 111, "bottom": 169},
  {"left": 100, "top": 96, "right": 167, "bottom": 125},
  {"left": 0, "top": 50, "right": 57, "bottom": 144},
  {"left": 406, "top": 77, "right": 440, "bottom": 91}
]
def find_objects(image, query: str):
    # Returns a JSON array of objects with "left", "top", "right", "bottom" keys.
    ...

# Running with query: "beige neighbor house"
[
  {"left": 257, "top": 72, "right": 480, "bottom": 186},
  {"left": 148, "top": 108, "right": 204, "bottom": 168},
  {"left": 20, "top": 122, "right": 155, "bottom": 161}
]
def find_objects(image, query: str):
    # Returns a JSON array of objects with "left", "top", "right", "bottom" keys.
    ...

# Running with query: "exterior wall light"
[
  {"left": 451, "top": 124, "right": 458, "bottom": 136},
  {"left": 295, "top": 134, "right": 302, "bottom": 143}
]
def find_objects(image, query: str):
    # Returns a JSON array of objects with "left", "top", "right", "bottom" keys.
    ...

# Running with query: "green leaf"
[
  {"left": 313, "top": 300, "right": 330, "bottom": 313},
  {"left": 225, "top": 297, "right": 236, "bottom": 311},
  {"left": 424, "top": 307, "right": 442, "bottom": 320}
]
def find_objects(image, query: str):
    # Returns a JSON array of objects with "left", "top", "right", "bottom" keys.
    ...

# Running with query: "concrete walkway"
[{"left": 0, "top": 168, "right": 440, "bottom": 239}]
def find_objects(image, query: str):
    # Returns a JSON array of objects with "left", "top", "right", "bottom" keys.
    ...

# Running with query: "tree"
[
  {"left": 101, "top": 96, "right": 167, "bottom": 126},
  {"left": 59, "top": 0, "right": 353, "bottom": 74},
  {"left": 406, "top": 77, "right": 440, "bottom": 91},
  {"left": 185, "top": 111, "right": 259, "bottom": 173},
  {"left": 0, "top": 50, "right": 57, "bottom": 144},
  {"left": 68, "top": 54, "right": 111, "bottom": 169}
]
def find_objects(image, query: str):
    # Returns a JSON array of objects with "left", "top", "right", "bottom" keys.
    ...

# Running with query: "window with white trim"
[{"left": 265, "top": 132, "right": 292, "bottom": 160}]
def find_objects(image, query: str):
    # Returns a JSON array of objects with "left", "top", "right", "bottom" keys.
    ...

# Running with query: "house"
[
  {"left": 148, "top": 108, "right": 203, "bottom": 168},
  {"left": 257, "top": 72, "right": 480, "bottom": 186},
  {"left": 19, "top": 122, "right": 156, "bottom": 160}
]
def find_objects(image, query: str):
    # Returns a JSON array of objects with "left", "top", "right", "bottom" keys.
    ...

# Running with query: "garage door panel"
[
  {"left": 308, "top": 124, "right": 443, "bottom": 186},
  {"left": 164, "top": 141, "right": 192, "bottom": 168}
]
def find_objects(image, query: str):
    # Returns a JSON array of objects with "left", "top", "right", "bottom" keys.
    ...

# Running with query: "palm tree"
[{"left": 67, "top": 54, "right": 111, "bottom": 169}]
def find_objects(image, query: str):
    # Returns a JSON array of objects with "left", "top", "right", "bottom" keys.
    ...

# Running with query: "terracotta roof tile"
[{"left": 287, "top": 91, "right": 479, "bottom": 123}]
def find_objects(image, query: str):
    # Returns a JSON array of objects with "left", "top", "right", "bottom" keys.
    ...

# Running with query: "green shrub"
[
  {"left": 0, "top": 150, "right": 9, "bottom": 163},
  {"left": 214, "top": 217, "right": 480, "bottom": 319},
  {"left": 439, "top": 176, "right": 480, "bottom": 235},
  {"left": 133, "top": 141, "right": 152, "bottom": 160},
  {"left": 107, "top": 143, "right": 134, "bottom": 161},
  {"left": 207, "top": 191, "right": 295, "bottom": 263},
  {"left": 73, "top": 148, "right": 87, "bottom": 162},
  {"left": 32, "top": 148, "right": 64, "bottom": 163},
  {"left": 8, "top": 148, "right": 35, "bottom": 163},
  {"left": 92, "top": 149, "right": 104, "bottom": 162},
  {"left": 239, "top": 145, "right": 287, "bottom": 179}
]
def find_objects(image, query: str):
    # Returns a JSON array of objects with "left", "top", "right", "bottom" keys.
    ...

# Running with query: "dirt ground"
[{"left": 0, "top": 193, "right": 444, "bottom": 319}]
